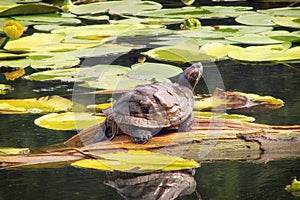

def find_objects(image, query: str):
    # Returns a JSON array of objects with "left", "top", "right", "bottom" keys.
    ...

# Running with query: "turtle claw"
[{"left": 131, "top": 129, "right": 152, "bottom": 144}]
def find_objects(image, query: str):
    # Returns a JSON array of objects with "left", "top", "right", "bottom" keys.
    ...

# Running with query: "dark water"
[{"left": 1, "top": 1, "right": 300, "bottom": 200}]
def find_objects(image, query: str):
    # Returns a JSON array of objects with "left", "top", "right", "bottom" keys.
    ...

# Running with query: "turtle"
[{"left": 93, "top": 62, "right": 203, "bottom": 144}]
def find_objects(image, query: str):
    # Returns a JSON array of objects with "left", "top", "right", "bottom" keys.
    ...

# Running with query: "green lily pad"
[
  {"left": 143, "top": 39, "right": 211, "bottom": 63},
  {"left": 138, "top": 6, "right": 253, "bottom": 19},
  {"left": 12, "top": 13, "right": 80, "bottom": 27},
  {"left": 69, "top": 0, "right": 162, "bottom": 15},
  {"left": 199, "top": 43, "right": 241, "bottom": 59},
  {"left": 71, "top": 150, "right": 200, "bottom": 172},
  {"left": 0, "top": 96, "right": 73, "bottom": 114},
  {"left": 228, "top": 43, "right": 300, "bottom": 62},
  {"left": 225, "top": 33, "right": 283, "bottom": 44},
  {"left": 127, "top": 62, "right": 182, "bottom": 80},
  {"left": 0, "top": 53, "right": 80, "bottom": 69},
  {"left": 4, "top": 33, "right": 65, "bottom": 52},
  {"left": 34, "top": 112, "right": 105, "bottom": 130},
  {"left": 258, "top": 7, "right": 300, "bottom": 18},
  {"left": 264, "top": 31, "right": 300, "bottom": 42},
  {"left": 235, "top": 13, "right": 274, "bottom": 26},
  {"left": 272, "top": 16, "right": 300, "bottom": 29},
  {"left": 0, "top": 51, "right": 27, "bottom": 60},
  {"left": 193, "top": 111, "right": 255, "bottom": 122},
  {"left": 0, "top": 3, "right": 59, "bottom": 17}
]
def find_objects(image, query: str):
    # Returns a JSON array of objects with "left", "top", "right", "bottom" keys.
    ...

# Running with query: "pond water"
[{"left": 1, "top": 0, "right": 300, "bottom": 200}]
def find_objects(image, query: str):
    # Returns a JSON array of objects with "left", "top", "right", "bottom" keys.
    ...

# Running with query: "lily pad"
[
  {"left": 193, "top": 111, "right": 255, "bottom": 122},
  {"left": 0, "top": 53, "right": 80, "bottom": 69},
  {"left": 225, "top": 33, "right": 283, "bottom": 45},
  {"left": 228, "top": 43, "right": 300, "bottom": 62},
  {"left": 199, "top": 43, "right": 241, "bottom": 59},
  {"left": 69, "top": 0, "right": 162, "bottom": 15},
  {"left": 235, "top": 13, "right": 274, "bottom": 26},
  {"left": 258, "top": 7, "right": 300, "bottom": 18},
  {"left": 143, "top": 39, "right": 211, "bottom": 63},
  {"left": 0, "top": 3, "right": 59, "bottom": 17},
  {"left": 34, "top": 112, "right": 105, "bottom": 130},
  {"left": 71, "top": 150, "right": 200, "bottom": 172},
  {"left": 0, "top": 96, "right": 73, "bottom": 114},
  {"left": 272, "top": 16, "right": 300, "bottom": 29}
]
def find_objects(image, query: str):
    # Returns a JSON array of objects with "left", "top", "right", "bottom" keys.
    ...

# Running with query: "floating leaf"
[
  {"left": 193, "top": 111, "right": 255, "bottom": 122},
  {"left": 71, "top": 150, "right": 200, "bottom": 172},
  {"left": 143, "top": 39, "right": 211, "bottom": 63},
  {"left": 0, "top": 96, "right": 73, "bottom": 114},
  {"left": 199, "top": 43, "right": 240, "bottom": 59},
  {"left": 69, "top": 0, "right": 162, "bottom": 15},
  {"left": 228, "top": 43, "right": 300, "bottom": 62},
  {"left": 34, "top": 112, "right": 105, "bottom": 130},
  {"left": 285, "top": 177, "right": 300, "bottom": 197},
  {"left": 0, "top": 3, "right": 59, "bottom": 17},
  {"left": 264, "top": 31, "right": 300, "bottom": 42},
  {"left": 127, "top": 62, "right": 182, "bottom": 80},
  {"left": 87, "top": 102, "right": 112, "bottom": 112},
  {"left": 0, "top": 53, "right": 80, "bottom": 69},
  {"left": 272, "top": 16, "right": 300, "bottom": 29},
  {"left": 0, "top": 147, "right": 30, "bottom": 155},
  {"left": 258, "top": 7, "right": 300, "bottom": 18},
  {"left": 225, "top": 33, "right": 283, "bottom": 44},
  {"left": 235, "top": 13, "right": 274, "bottom": 26}
]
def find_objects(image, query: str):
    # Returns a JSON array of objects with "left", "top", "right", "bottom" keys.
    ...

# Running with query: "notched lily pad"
[
  {"left": 0, "top": 3, "right": 59, "bottom": 17},
  {"left": 34, "top": 112, "right": 105, "bottom": 130},
  {"left": 0, "top": 96, "right": 73, "bottom": 114},
  {"left": 71, "top": 150, "right": 200, "bottom": 172}
]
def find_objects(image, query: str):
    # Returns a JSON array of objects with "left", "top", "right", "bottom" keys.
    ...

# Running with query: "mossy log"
[{"left": 1, "top": 117, "right": 300, "bottom": 169}]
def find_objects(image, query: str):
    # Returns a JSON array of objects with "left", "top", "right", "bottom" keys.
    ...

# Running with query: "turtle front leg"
[
  {"left": 178, "top": 113, "right": 194, "bottom": 132},
  {"left": 93, "top": 123, "right": 107, "bottom": 143},
  {"left": 130, "top": 128, "right": 153, "bottom": 144}
]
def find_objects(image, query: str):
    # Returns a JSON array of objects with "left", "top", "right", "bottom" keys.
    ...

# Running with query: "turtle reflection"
[{"left": 105, "top": 169, "right": 200, "bottom": 200}]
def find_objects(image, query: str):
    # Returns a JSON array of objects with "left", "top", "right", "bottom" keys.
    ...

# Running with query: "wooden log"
[{"left": 1, "top": 117, "right": 300, "bottom": 169}]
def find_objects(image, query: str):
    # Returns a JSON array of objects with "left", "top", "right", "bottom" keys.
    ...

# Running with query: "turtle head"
[{"left": 178, "top": 62, "right": 203, "bottom": 90}]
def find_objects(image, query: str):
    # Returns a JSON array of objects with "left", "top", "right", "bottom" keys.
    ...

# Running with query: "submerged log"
[{"left": 1, "top": 117, "right": 300, "bottom": 169}]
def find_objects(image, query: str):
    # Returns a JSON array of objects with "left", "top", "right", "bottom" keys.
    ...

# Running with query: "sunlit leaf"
[
  {"left": 285, "top": 177, "right": 300, "bottom": 197},
  {"left": 199, "top": 43, "right": 241, "bottom": 59},
  {"left": 87, "top": 102, "right": 112, "bottom": 112},
  {"left": 235, "top": 13, "right": 274, "bottom": 26},
  {"left": 193, "top": 111, "right": 255, "bottom": 122},
  {"left": 0, "top": 147, "right": 30, "bottom": 155},
  {"left": 225, "top": 33, "right": 283, "bottom": 44},
  {"left": 71, "top": 150, "right": 200, "bottom": 172},
  {"left": 272, "top": 16, "right": 300, "bottom": 29},
  {"left": 0, "top": 3, "right": 59, "bottom": 17},
  {"left": 228, "top": 43, "right": 300, "bottom": 62},
  {"left": 4, "top": 33, "right": 65, "bottom": 52},
  {"left": 236, "top": 92, "right": 284, "bottom": 105},
  {"left": 0, "top": 96, "right": 73, "bottom": 114},
  {"left": 34, "top": 112, "right": 105, "bottom": 130},
  {"left": 258, "top": 7, "right": 300, "bottom": 18},
  {"left": 69, "top": 0, "right": 162, "bottom": 15},
  {"left": 143, "top": 39, "right": 211, "bottom": 63}
]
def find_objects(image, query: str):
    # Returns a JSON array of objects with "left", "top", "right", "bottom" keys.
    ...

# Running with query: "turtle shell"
[{"left": 106, "top": 82, "right": 194, "bottom": 129}]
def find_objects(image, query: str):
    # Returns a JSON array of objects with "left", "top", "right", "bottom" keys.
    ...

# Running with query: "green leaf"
[
  {"left": 258, "top": 7, "right": 300, "bottom": 18},
  {"left": 228, "top": 43, "right": 300, "bottom": 62},
  {"left": 235, "top": 13, "right": 274, "bottom": 26},
  {"left": 0, "top": 96, "right": 73, "bottom": 114},
  {"left": 143, "top": 39, "right": 211, "bottom": 63},
  {"left": 272, "top": 16, "right": 300, "bottom": 29},
  {"left": 225, "top": 33, "right": 283, "bottom": 45},
  {"left": 71, "top": 150, "right": 200, "bottom": 172},
  {"left": 69, "top": 0, "right": 162, "bottom": 15},
  {"left": 193, "top": 111, "right": 255, "bottom": 122},
  {"left": 0, "top": 3, "right": 59, "bottom": 17},
  {"left": 199, "top": 43, "right": 241, "bottom": 59},
  {"left": 34, "top": 112, "right": 105, "bottom": 130},
  {"left": 0, "top": 147, "right": 30, "bottom": 155}
]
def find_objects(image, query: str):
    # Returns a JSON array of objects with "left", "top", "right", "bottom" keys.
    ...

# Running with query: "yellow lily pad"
[
  {"left": 193, "top": 111, "right": 255, "bottom": 122},
  {"left": 0, "top": 84, "right": 13, "bottom": 95},
  {"left": 34, "top": 112, "right": 105, "bottom": 130},
  {"left": 0, "top": 95, "right": 73, "bottom": 114},
  {"left": 71, "top": 150, "right": 200, "bottom": 172},
  {"left": 199, "top": 43, "right": 241, "bottom": 59},
  {"left": 0, "top": 147, "right": 30, "bottom": 155},
  {"left": 87, "top": 102, "right": 112, "bottom": 112}
]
